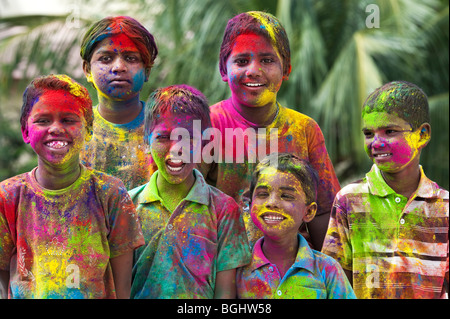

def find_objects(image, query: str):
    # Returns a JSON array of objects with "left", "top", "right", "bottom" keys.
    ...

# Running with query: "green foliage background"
[{"left": 0, "top": 0, "right": 448, "bottom": 189}]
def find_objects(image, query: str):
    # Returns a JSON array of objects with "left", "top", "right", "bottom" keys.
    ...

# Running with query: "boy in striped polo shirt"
[{"left": 322, "top": 81, "right": 448, "bottom": 298}]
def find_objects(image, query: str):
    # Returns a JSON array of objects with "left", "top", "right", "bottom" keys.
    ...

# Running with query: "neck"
[
  {"left": 262, "top": 233, "right": 298, "bottom": 277},
  {"left": 35, "top": 160, "right": 82, "bottom": 190},
  {"left": 230, "top": 97, "right": 279, "bottom": 127},
  {"left": 156, "top": 172, "right": 196, "bottom": 212},
  {"left": 381, "top": 165, "right": 421, "bottom": 199},
  {"left": 98, "top": 95, "right": 142, "bottom": 124}
]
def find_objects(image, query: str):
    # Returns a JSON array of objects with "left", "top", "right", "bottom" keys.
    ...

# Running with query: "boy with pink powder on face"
[
  {"left": 80, "top": 16, "right": 158, "bottom": 190},
  {"left": 207, "top": 11, "right": 340, "bottom": 250},
  {"left": 0, "top": 74, "right": 144, "bottom": 299}
]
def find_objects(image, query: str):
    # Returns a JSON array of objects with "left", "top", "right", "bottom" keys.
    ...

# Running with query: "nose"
[
  {"left": 169, "top": 139, "right": 190, "bottom": 162},
  {"left": 371, "top": 134, "right": 387, "bottom": 148},
  {"left": 245, "top": 60, "right": 262, "bottom": 77},
  {"left": 48, "top": 121, "right": 65, "bottom": 135},
  {"left": 111, "top": 57, "right": 127, "bottom": 73},
  {"left": 265, "top": 192, "right": 279, "bottom": 209}
]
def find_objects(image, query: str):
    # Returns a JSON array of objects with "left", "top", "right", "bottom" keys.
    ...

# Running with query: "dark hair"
[
  {"left": 249, "top": 153, "right": 318, "bottom": 205},
  {"left": 21, "top": 74, "right": 93, "bottom": 134},
  {"left": 144, "top": 84, "right": 211, "bottom": 144},
  {"left": 80, "top": 16, "right": 158, "bottom": 71},
  {"left": 362, "top": 81, "right": 430, "bottom": 130},
  {"left": 219, "top": 11, "right": 291, "bottom": 78}
]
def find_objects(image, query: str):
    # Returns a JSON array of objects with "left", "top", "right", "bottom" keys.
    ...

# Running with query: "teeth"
[
  {"left": 245, "top": 83, "right": 263, "bottom": 87},
  {"left": 170, "top": 159, "right": 183, "bottom": 164},
  {"left": 46, "top": 141, "right": 68, "bottom": 149},
  {"left": 167, "top": 166, "right": 182, "bottom": 172},
  {"left": 263, "top": 215, "right": 285, "bottom": 221},
  {"left": 375, "top": 153, "right": 390, "bottom": 157}
]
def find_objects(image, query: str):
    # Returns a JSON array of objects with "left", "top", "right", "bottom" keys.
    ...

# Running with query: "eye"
[
  {"left": 363, "top": 130, "right": 374, "bottom": 138},
  {"left": 261, "top": 57, "right": 274, "bottom": 64},
  {"left": 126, "top": 55, "right": 141, "bottom": 63},
  {"left": 234, "top": 58, "right": 248, "bottom": 66},
  {"left": 155, "top": 134, "right": 170, "bottom": 140},
  {"left": 33, "top": 117, "right": 50, "bottom": 125},
  {"left": 99, "top": 55, "right": 112, "bottom": 63},
  {"left": 281, "top": 193, "right": 295, "bottom": 200},
  {"left": 254, "top": 190, "right": 269, "bottom": 198}
]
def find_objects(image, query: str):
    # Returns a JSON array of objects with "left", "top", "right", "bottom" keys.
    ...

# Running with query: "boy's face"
[
  {"left": 84, "top": 33, "right": 148, "bottom": 101},
  {"left": 222, "top": 32, "right": 285, "bottom": 109},
  {"left": 362, "top": 111, "right": 428, "bottom": 173},
  {"left": 22, "top": 90, "right": 88, "bottom": 166},
  {"left": 149, "top": 110, "right": 201, "bottom": 186},
  {"left": 250, "top": 167, "right": 316, "bottom": 240}
]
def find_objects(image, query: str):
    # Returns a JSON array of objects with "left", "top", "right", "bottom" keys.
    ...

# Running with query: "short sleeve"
[
  {"left": 106, "top": 183, "right": 145, "bottom": 258},
  {"left": 216, "top": 197, "right": 251, "bottom": 272},
  {"left": 0, "top": 188, "right": 16, "bottom": 271},
  {"left": 321, "top": 194, "right": 353, "bottom": 271}
]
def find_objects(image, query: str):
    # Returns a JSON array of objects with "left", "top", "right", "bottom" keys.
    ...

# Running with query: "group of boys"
[{"left": 0, "top": 12, "right": 448, "bottom": 299}]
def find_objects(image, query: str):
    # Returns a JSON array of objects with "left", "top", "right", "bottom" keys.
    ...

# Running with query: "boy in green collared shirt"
[
  {"left": 129, "top": 85, "right": 251, "bottom": 299},
  {"left": 322, "top": 81, "right": 449, "bottom": 299}
]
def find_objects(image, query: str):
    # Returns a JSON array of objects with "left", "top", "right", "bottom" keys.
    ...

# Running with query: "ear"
[
  {"left": 144, "top": 68, "right": 151, "bottom": 82},
  {"left": 83, "top": 61, "right": 93, "bottom": 83},
  {"left": 220, "top": 71, "right": 228, "bottom": 82},
  {"left": 418, "top": 123, "right": 431, "bottom": 149},
  {"left": 282, "top": 64, "right": 292, "bottom": 81},
  {"left": 21, "top": 126, "right": 30, "bottom": 144},
  {"left": 303, "top": 202, "right": 317, "bottom": 223}
]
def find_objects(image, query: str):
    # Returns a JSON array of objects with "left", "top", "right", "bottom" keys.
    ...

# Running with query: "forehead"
[
  {"left": 152, "top": 110, "right": 198, "bottom": 130},
  {"left": 256, "top": 167, "right": 303, "bottom": 190},
  {"left": 231, "top": 32, "right": 278, "bottom": 55},
  {"left": 30, "top": 90, "right": 84, "bottom": 116},
  {"left": 362, "top": 111, "right": 411, "bottom": 129},
  {"left": 93, "top": 33, "right": 139, "bottom": 53}
]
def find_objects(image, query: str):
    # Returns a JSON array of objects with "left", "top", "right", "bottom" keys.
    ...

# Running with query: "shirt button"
[
  {"left": 268, "top": 266, "right": 274, "bottom": 272},
  {"left": 167, "top": 224, "right": 173, "bottom": 230},
  {"left": 277, "top": 290, "right": 282, "bottom": 296},
  {"left": 395, "top": 197, "right": 401, "bottom": 203},
  {"left": 400, "top": 219, "right": 405, "bottom": 225}
]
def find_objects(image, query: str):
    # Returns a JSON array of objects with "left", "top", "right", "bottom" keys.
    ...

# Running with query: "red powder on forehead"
[
  {"left": 37, "top": 89, "right": 87, "bottom": 116},
  {"left": 108, "top": 33, "right": 139, "bottom": 51},
  {"left": 232, "top": 32, "right": 275, "bottom": 54}
]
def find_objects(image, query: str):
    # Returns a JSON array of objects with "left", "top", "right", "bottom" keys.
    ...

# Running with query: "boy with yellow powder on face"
[
  {"left": 0, "top": 75, "right": 144, "bottom": 299},
  {"left": 80, "top": 16, "right": 158, "bottom": 189},
  {"left": 322, "top": 81, "right": 449, "bottom": 299},
  {"left": 236, "top": 153, "right": 355, "bottom": 299},
  {"left": 207, "top": 11, "right": 340, "bottom": 250}
]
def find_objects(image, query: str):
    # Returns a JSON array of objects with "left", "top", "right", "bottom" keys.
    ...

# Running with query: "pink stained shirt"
[
  {"left": 0, "top": 165, "right": 145, "bottom": 299},
  {"left": 207, "top": 99, "right": 341, "bottom": 247}
]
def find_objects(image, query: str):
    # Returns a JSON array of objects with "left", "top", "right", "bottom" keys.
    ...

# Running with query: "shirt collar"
[
  {"left": 136, "top": 168, "right": 210, "bottom": 206},
  {"left": 366, "top": 164, "right": 442, "bottom": 199},
  {"left": 249, "top": 234, "right": 316, "bottom": 273}
]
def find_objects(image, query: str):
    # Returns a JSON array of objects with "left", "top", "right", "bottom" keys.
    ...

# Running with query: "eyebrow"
[
  {"left": 279, "top": 186, "right": 297, "bottom": 192},
  {"left": 361, "top": 124, "right": 405, "bottom": 131},
  {"left": 94, "top": 49, "right": 139, "bottom": 55}
]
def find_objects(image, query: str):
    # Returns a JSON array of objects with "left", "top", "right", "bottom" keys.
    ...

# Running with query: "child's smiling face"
[
  {"left": 362, "top": 111, "right": 427, "bottom": 174},
  {"left": 222, "top": 32, "right": 285, "bottom": 109},
  {"left": 85, "top": 33, "right": 148, "bottom": 100},
  {"left": 22, "top": 90, "right": 88, "bottom": 166},
  {"left": 250, "top": 166, "right": 316, "bottom": 240},
  {"left": 149, "top": 111, "right": 201, "bottom": 186}
]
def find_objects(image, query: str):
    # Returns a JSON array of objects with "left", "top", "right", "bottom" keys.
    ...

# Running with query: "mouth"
[
  {"left": 44, "top": 140, "right": 69, "bottom": 150},
  {"left": 166, "top": 158, "right": 185, "bottom": 173},
  {"left": 243, "top": 82, "right": 265, "bottom": 88},
  {"left": 372, "top": 152, "right": 392, "bottom": 158},
  {"left": 109, "top": 78, "right": 130, "bottom": 85},
  {"left": 260, "top": 212, "right": 287, "bottom": 225}
]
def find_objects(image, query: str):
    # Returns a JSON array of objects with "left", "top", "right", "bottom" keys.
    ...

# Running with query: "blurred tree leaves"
[{"left": 0, "top": 0, "right": 448, "bottom": 189}]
